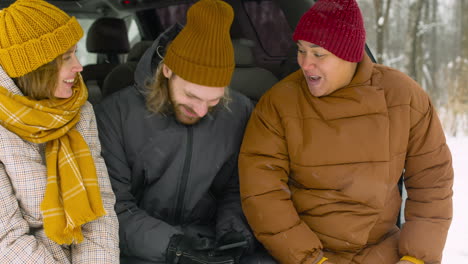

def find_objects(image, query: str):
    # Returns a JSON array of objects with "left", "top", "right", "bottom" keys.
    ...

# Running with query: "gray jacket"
[{"left": 95, "top": 25, "right": 254, "bottom": 263}]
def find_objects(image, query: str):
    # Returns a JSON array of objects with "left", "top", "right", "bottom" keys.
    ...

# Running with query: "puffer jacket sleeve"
[
  {"left": 238, "top": 93, "right": 323, "bottom": 264},
  {"left": 399, "top": 86, "right": 453, "bottom": 263},
  {"left": 0, "top": 162, "right": 60, "bottom": 263},
  {"left": 95, "top": 98, "right": 182, "bottom": 263},
  {"left": 72, "top": 103, "right": 120, "bottom": 263}
]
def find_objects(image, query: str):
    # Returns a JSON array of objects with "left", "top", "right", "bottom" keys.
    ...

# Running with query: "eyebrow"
[
  {"left": 187, "top": 92, "right": 222, "bottom": 102},
  {"left": 297, "top": 42, "right": 321, "bottom": 48},
  {"left": 63, "top": 46, "right": 77, "bottom": 55},
  {"left": 187, "top": 92, "right": 201, "bottom": 100}
]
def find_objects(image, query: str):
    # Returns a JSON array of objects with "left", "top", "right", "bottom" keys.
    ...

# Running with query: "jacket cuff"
[
  {"left": 316, "top": 257, "right": 328, "bottom": 264},
  {"left": 310, "top": 251, "right": 324, "bottom": 264},
  {"left": 401, "top": 256, "right": 424, "bottom": 264}
]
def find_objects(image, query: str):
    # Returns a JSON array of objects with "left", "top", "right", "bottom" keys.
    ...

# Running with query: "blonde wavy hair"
[{"left": 145, "top": 61, "right": 231, "bottom": 115}]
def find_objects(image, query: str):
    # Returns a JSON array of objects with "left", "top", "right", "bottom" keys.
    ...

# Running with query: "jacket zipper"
[{"left": 173, "top": 126, "right": 193, "bottom": 225}]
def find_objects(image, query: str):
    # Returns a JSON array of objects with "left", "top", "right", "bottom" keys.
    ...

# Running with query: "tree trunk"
[
  {"left": 426, "top": 0, "right": 439, "bottom": 101},
  {"left": 373, "top": 0, "right": 392, "bottom": 64},
  {"left": 404, "top": 0, "right": 424, "bottom": 80}
]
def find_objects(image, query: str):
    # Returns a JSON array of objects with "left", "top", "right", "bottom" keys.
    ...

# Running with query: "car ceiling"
[{"left": 1, "top": 0, "right": 315, "bottom": 29}]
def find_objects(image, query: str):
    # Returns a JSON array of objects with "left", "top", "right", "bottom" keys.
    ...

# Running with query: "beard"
[
  {"left": 169, "top": 90, "right": 219, "bottom": 125},
  {"left": 167, "top": 76, "right": 220, "bottom": 125},
  {"left": 172, "top": 103, "right": 202, "bottom": 125}
]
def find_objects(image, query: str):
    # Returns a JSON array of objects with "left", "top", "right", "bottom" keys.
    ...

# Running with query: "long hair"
[
  {"left": 14, "top": 56, "right": 64, "bottom": 100},
  {"left": 145, "top": 61, "right": 232, "bottom": 115},
  {"left": 145, "top": 61, "right": 172, "bottom": 114}
]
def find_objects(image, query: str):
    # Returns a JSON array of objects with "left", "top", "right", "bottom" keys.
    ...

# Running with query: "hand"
[
  {"left": 166, "top": 235, "right": 234, "bottom": 264},
  {"left": 214, "top": 232, "right": 248, "bottom": 262},
  {"left": 216, "top": 221, "right": 256, "bottom": 255}
]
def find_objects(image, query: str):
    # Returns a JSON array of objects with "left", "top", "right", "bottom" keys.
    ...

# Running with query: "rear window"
[
  {"left": 243, "top": 0, "right": 293, "bottom": 58},
  {"left": 155, "top": 3, "right": 192, "bottom": 29}
]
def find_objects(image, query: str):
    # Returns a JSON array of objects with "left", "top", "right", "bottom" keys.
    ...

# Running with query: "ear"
[{"left": 162, "top": 64, "right": 172, "bottom": 78}]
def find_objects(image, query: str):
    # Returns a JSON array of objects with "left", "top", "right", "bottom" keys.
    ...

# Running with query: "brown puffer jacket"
[{"left": 239, "top": 54, "right": 453, "bottom": 264}]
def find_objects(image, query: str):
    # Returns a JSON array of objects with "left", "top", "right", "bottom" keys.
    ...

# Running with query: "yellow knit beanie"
[
  {"left": 0, "top": 0, "right": 83, "bottom": 78},
  {"left": 164, "top": 0, "right": 234, "bottom": 87}
]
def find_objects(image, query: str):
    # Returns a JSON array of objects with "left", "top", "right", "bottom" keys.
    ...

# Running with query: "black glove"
[
  {"left": 166, "top": 235, "right": 235, "bottom": 264},
  {"left": 216, "top": 216, "right": 256, "bottom": 255},
  {"left": 213, "top": 232, "right": 248, "bottom": 263}
]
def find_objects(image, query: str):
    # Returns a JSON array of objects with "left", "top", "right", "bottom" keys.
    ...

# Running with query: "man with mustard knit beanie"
[
  {"left": 96, "top": 0, "right": 275, "bottom": 263},
  {"left": 0, "top": 0, "right": 119, "bottom": 263},
  {"left": 239, "top": 0, "right": 453, "bottom": 264}
]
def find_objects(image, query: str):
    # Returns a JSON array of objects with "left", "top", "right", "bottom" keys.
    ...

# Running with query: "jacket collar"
[
  {"left": 298, "top": 53, "right": 386, "bottom": 120},
  {"left": 0, "top": 65, "right": 23, "bottom": 96},
  {"left": 349, "top": 53, "right": 373, "bottom": 86}
]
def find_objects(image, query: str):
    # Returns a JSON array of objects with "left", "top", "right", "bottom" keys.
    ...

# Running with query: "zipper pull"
[{"left": 174, "top": 250, "right": 182, "bottom": 263}]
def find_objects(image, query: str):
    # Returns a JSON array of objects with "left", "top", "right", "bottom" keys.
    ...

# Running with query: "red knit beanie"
[{"left": 293, "top": 0, "right": 366, "bottom": 62}]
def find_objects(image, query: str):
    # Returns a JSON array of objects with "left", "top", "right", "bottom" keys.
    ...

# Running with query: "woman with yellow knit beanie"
[{"left": 0, "top": 0, "right": 119, "bottom": 262}]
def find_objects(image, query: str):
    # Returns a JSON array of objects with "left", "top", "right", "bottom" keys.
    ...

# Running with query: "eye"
[
  {"left": 63, "top": 52, "right": 74, "bottom": 61},
  {"left": 297, "top": 48, "right": 306, "bottom": 54},
  {"left": 63, "top": 49, "right": 78, "bottom": 61},
  {"left": 209, "top": 98, "right": 221, "bottom": 106},
  {"left": 314, "top": 53, "right": 324, "bottom": 58}
]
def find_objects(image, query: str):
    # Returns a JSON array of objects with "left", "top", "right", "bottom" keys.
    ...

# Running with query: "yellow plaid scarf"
[{"left": 0, "top": 76, "right": 106, "bottom": 245}]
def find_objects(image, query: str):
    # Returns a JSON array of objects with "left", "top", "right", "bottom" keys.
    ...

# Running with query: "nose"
[
  {"left": 72, "top": 56, "right": 83, "bottom": 73},
  {"left": 192, "top": 102, "right": 209, "bottom": 118},
  {"left": 299, "top": 54, "right": 315, "bottom": 71}
]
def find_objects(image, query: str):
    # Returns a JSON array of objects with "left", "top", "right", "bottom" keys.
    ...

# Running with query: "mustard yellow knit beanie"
[
  {"left": 0, "top": 0, "right": 83, "bottom": 78},
  {"left": 164, "top": 0, "right": 234, "bottom": 87}
]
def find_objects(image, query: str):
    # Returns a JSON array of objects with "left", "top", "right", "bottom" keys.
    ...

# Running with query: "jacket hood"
[{"left": 134, "top": 23, "right": 183, "bottom": 94}]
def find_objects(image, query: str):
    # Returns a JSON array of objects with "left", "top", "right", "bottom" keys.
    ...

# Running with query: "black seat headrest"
[
  {"left": 127, "top": 41, "right": 153, "bottom": 62},
  {"left": 232, "top": 38, "right": 256, "bottom": 67},
  {"left": 86, "top": 17, "right": 130, "bottom": 54},
  {"left": 230, "top": 38, "right": 278, "bottom": 102}
]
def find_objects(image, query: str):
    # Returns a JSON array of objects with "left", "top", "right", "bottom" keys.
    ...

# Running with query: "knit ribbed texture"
[
  {"left": 0, "top": 0, "right": 83, "bottom": 77},
  {"left": 164, "top": 0, "right": 234, "bottom": 87},
  {"left": 293, "top": 0, "right": 366, "bottom": 62}
]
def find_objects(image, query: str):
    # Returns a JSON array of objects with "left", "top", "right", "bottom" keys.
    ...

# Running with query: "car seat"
[
  {"left": 230, "top": 38, "right": 278, "bottom": 103},
  {"left": 81, "top": 17, "right": 130, "bottom": 104},
  {"left": 101, "top": 40, "right": 153, "bottom": 97}
]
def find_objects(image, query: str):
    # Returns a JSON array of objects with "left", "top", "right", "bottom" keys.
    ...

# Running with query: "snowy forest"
[
  {"left": 353, "top": 2, "right": 467, "bottom": 262},
  {"left": 357, "top": 0, "right": 467, "bottom": 136}
]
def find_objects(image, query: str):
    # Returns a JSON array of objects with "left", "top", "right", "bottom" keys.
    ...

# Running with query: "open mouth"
[
  {"left": 308, "top": 75, "right": 321, "bottom": 81},
  {"left": 63, "top": 78, "right": 75, "bottom": 84}
]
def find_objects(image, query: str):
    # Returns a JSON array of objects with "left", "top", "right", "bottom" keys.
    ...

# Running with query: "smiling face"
[
  {"left": 54, "top": 45, "right": 83, "bottom": 99},
  {"left": 297, "top": 40, "right": 357, "bottom": 97},
  {"left": 162, "top": 64, "right": 225, "bottom": 125}
]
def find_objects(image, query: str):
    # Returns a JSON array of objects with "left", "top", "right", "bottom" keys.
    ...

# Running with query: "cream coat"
[{"left": 0, "top": 67, "right": 119, "bottom": 263}]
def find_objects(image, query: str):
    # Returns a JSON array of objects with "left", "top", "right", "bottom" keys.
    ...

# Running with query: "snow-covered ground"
[{"left": 442, "top": 136, "right": 468, "bottom": 263}]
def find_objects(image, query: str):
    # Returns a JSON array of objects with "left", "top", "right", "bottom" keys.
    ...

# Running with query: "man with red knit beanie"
[{"left": 239, "top": 0, "right": 453, "bottom": 264}]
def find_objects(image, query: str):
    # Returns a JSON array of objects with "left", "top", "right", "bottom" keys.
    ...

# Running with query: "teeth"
[
  {"left": 63, "top": 79, "right": 75, "bottom": 84},
  {"left": 308, "top": 76, "right": 320, "bottom": 81}
]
